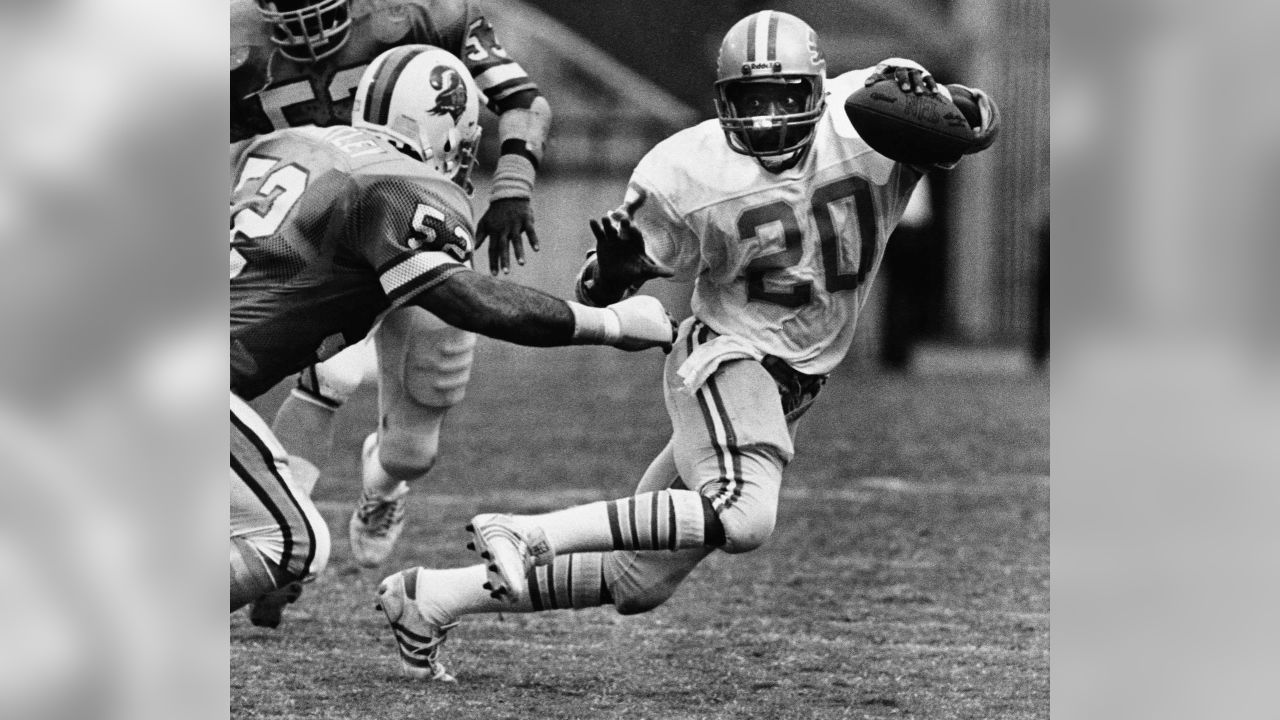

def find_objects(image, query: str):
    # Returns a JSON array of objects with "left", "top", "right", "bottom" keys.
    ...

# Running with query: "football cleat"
[
  {"left": 375, "top": 568, "right": 457, "bottom": 682},
  {"left": 248, "top": 580, "right": 303, "bottom": 629},
  {"left": 349, "top": 483, "right": 409, "bottom": 567},
  {"left": 465, "top": 513, "right": 552, "bottom": 605}
]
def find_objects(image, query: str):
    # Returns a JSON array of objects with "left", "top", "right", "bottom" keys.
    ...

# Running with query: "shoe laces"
[{"left": 357, "top": 491, "right": 405, "bottom": 536}]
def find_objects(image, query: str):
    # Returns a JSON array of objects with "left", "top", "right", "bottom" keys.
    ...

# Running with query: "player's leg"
[
  {"left": 351, "top": 306, "right": 476, "bottom": 566},
  {"left": 230, "top": 393, "right": 331, "bottom": 625},
  {"left": 467, "top": 317, "right": 795, "bottom": 602},
  {"left": 375, "top": 442, "right": 702, "bottom": 679},
  {"left": 269, "top": 336, "right": 378, "bottom": 493}
]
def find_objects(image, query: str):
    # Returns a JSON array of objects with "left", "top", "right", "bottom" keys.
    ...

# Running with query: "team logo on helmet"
[{"left": 428, "top": 66, "right": 468, "bottom": 122}]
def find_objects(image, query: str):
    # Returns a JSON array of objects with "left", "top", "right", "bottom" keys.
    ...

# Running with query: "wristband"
[
  {"left": 567, "top": 301, "right": 622, "bottom": 345},
  {"left": 490, "top": 152, "right": 537, "bottom": 201}
]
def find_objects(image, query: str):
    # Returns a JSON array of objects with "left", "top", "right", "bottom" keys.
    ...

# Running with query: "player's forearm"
[
  {"left": 491, "top": 94, "right": 551, "bottom": 201},
  {"left": 415, "top": 270, "right": 573, "bottom": 346}
]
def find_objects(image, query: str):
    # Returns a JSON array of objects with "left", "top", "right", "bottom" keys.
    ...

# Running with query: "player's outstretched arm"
[{"left": 411, "top": 270, "right": 675, "bottom": 352}]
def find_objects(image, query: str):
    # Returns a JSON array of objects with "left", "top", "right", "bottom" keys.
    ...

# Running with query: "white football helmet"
[
  {"left": 353, "top": 45, "right": 483, "bottom": 194},
  {"left": 714, "top": 11, "right": 827, "bottom": 171},
  {"left": 255, "top": 0, "right": 352, "bottom": 62}
]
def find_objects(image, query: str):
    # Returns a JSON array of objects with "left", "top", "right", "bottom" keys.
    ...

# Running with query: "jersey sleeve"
[
  {"left": 344, "top": 177, "right": 475, "bottom": 309},
  {"left": 460, "top": 14, "right": 539, "bottom": 113},
  {"left": 626, "top": 157, "right": 702, "bottom": 284}
]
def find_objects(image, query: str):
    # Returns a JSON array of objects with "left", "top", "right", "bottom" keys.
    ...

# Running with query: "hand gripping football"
[{"left": 845, "top": 77, "right": 976, "bottom": 166}]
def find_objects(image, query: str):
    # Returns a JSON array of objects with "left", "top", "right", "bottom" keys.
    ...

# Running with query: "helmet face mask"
[
  {"left": 256, "top": 0, "right": 352, "bottom": 62},
  {"left": 713, "top": 11, "right": 827, "bottom": 171},
  {"left": 353, "top": 46, "right": 484, "bottom": 195}
]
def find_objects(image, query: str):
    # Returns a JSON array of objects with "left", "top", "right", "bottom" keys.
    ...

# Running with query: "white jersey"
[{"left": 627, "top": 69, "right": 922, "bottom": 376}]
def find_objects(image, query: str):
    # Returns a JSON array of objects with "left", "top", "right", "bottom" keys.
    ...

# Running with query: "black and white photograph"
[
  {"left": 9, "top": 0, "right": 1280, "bottom": 719},
  {"left": 229, "top": 1, "right": 1047, "bottom": 717}
]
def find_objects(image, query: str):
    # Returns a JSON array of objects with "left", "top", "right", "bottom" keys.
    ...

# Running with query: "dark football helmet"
[
  {"left": 256, "top": 0, "right": 353, "bottom": 62},
  {"left": 714, "top": 11, "right": 827, "bottom": 170}
]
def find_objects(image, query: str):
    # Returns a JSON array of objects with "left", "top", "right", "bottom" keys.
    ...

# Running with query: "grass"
[{"left": 234, "top": 341, "right": 1048, "bottom": 719}]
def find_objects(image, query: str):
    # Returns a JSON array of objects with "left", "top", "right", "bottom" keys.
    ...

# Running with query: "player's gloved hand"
[
  {"left": 867, "top": 58, "right": 939, "bottom": 97},
  {"left": 588, "top": 191, "right": 673, "bottom": 292},
  {"left": 476, "top": 197, "right": 539, "bottom": 276},
  {"left": 946, "top": 84, "right": 1001, "bottom": 153},
  {"left": 604, "top": 296, "right": 677, "bottom": 352}
]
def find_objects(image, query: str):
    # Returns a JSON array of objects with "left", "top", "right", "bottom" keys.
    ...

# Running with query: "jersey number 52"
[{"left": 740, "top": 175, "right": 880, "bottom": 308}]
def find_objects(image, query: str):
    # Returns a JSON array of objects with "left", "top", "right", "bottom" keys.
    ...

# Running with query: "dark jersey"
[
  {"left": 231, "top": 0, "right": 537, "bottom": 142},
  {"left": 230, "top": 125, "right": 475, "bottom": 398}
]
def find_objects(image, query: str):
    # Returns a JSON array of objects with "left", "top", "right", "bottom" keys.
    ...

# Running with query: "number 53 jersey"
[
  {"left": 231, "top": 0, "right": 534, "bottom": 142},
  {"left": 628, "top": 69, "right": 923, "bottom": 377},
  {"left": 230, "top": 126, "right": 475, "bottom": 400}
]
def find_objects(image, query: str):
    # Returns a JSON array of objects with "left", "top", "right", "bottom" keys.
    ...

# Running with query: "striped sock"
[
  {"left": 416, "top": 558, "right": 614, "bottom": 620},
  {"left": 534, "top": 489, "right": 709, "bottom": 555},
  {"left": 527, "top": 554, "right": 613, "bottom": 611}
]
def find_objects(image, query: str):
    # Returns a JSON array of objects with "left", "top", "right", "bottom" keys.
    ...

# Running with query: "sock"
[
  {"left": 230, "top": 537, "right": 281, "bottom": 612},
  {"left": 361, "top": 432, "right": 405, "bottom": 499},
  {"left": 531, "top": 489, "right": 710, "bottom": 555},
  {"left": 413, "top": 555, "right": 615, "bottom": 623},
  {"left": 527, "top": 553, "right": 613, "bottom": 611}
]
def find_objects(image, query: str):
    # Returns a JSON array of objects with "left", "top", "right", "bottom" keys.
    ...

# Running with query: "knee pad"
[
  {"left": 716, "top": 504, "right": 776, "bottom": 554},
  {"left": 401, "top": 319, "right": 476, "bottom": 408},
  {"left": 307, "top": 338, "right": 377, "bottom": 405}
]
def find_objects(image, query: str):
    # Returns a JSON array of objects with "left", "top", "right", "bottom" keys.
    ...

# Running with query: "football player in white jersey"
[{"left": 370, "top": 10, "right": 1001, "bottom": 680}]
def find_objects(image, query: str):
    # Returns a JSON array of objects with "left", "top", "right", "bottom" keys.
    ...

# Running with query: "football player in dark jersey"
[
  {"left": 231, "top": 0, "right": 547, "bottom": 276},
  {"left": 230, "top": 46, "right": 674, "bottom": 630},
  {"left": 231, "top": 0, "right": 556, "bottom": 608}
]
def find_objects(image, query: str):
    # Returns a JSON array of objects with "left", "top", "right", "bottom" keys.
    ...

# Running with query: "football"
[{"left": 845, "top": 78, "right": 976, "bottom": 166}]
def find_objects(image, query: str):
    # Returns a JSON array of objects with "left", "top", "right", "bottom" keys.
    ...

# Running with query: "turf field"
[{"left": 233, "top": 341, "right": 1048, "bottom": 719}]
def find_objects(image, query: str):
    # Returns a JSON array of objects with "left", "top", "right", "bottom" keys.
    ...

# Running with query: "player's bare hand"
[
  {"left": 868, "top": 62, "right": 939, "bottom": 97},
  {"left": 589, "top": 205, "right": 673, "bottom": 291},
  {"left": 477, "top": 197, "right": 539, "bottom": 275},
  {"left": 948, "top": 84, "right": 1002, "bottom": 153}
]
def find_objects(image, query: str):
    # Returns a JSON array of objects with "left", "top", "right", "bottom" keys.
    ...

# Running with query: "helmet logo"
[
  {"left": 741, "top": 61, "right": 783, "bottom": 76},
  {"left": 428, "top": 65, "right": 467, "bottom": 122}
]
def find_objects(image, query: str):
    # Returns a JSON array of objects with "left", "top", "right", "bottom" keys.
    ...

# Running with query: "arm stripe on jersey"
[
  {"left": 381, "top": 253, "right": 467, "bottom": 298},
  {"left": 385, "top": 264, "right": 468, "bottom": 308},
  {"left": 483, "top": 78, "right": 539, "bottom": 104},
  {"left": 473, "top": 63, "right": 529, "bottom": 91},
  {"left": 365, "top": 46, "right": 428, "bottom": 126}
]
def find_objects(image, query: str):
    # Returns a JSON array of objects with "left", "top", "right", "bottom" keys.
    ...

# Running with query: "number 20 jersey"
[
  {"left": 628, "top": 69, "right": 923, "bottom": 377},
  {"left": 230, "top": 126, "right": 475, "bottom": 399}
]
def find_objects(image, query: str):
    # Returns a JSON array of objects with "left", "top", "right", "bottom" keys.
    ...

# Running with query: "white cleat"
[
  {"left": 465, "top": 513, "right": 552, "bottom": 605},
  {"left": 350, "top": 482, "right": 409, "bottom": 567},
  {"left": 375, "top": 568, "right": 457, "bottom": 682}
]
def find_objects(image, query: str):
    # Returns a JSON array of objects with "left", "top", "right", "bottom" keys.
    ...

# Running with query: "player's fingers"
[
  {"left": 589, "top": 219, "right": 606, "bottom": 244},
  {"left": 894, "top": 66, "right": 912, "bottom": 90},
  {"left": 922, "top": 73, "right": 939, "bottom": 95},
  {"left": 488, "top": 238, "right": 503, "bottom": 275},
  {"left": 500, "top": 235, "right": 512, "bottom": 274},
  {"left": 641, "top": 257, "right": 675, "bottom": 279},
  {"left": 526, "top": 223, "right": 540, "bottom": 253},
  {"left": 907, "top": 69, "right": 927, "bottom": 94},
  {"left": 511, "top": 231, "right": 526, "bottom": 267}
]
